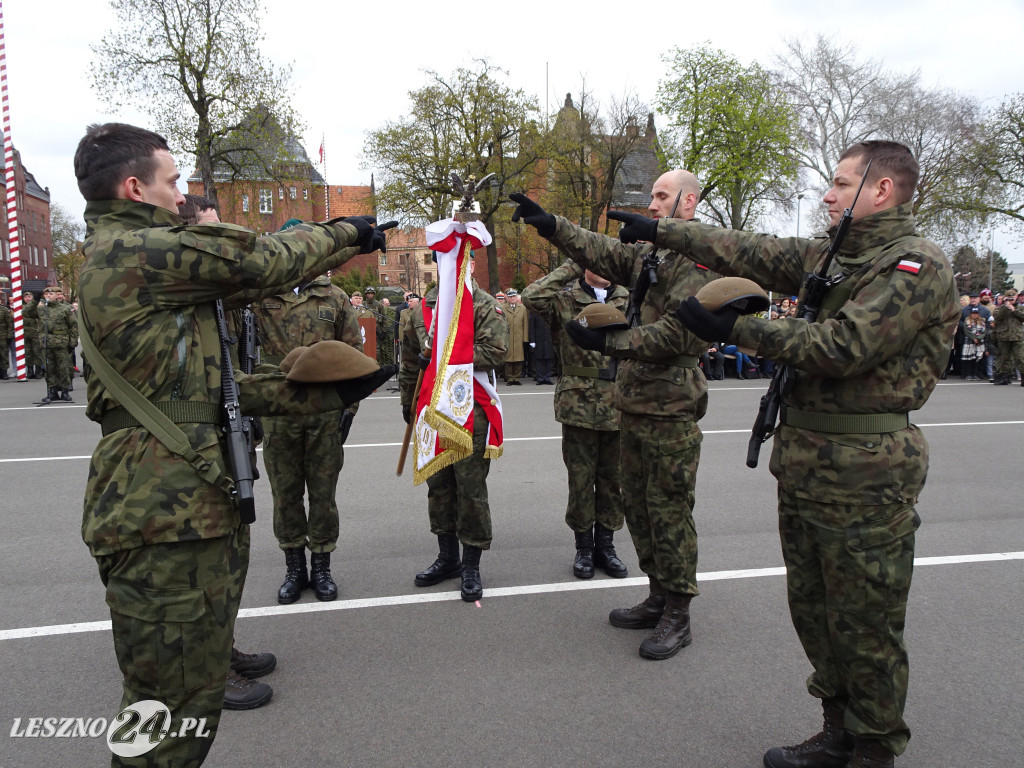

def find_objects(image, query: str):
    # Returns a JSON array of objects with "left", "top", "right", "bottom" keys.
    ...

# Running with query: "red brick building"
[{"left": 0, "top": 148, "right": 54, "bottom": 294}]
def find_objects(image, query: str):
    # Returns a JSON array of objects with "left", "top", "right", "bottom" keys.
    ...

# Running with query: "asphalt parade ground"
[{"left": 0, "top": 371, "right": 1022, "bottom": 768}]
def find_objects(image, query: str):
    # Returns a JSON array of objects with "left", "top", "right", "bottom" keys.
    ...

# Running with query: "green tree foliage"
[
  {"left": 362, "top": 60, "right": 542, "bottom": 292},
  {"left": 90, "top": 0, "right": 300, "bottom": 205},
  {"left": 951, "top": 244, "right": 1013, "bottom": 295},
  {"left": 50, "top": 204, "right": 86, "bottom": 301},
  {"left": 657, "top": 44, "right": 799, "bottom": 230},
  {"left": 965, "top": 93, "right": 1024, "bottom": 231},
  {"left": 330, "top": 266, "right": 379, "bottom": 298}
]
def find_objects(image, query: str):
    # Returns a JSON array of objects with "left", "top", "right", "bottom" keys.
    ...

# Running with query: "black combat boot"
[
  {"left": 223, "top": 668, "right": 273, "bottom": 710},
  {"left": 638, "top": 591, "right": 693, "bottom": 659},
  {"left": 309, "top": 551, "right": 338, "bottom": 602},
  {"left": 60, "top": 388, "right": 73, "bottom": 401},
  {"left": 762, "top": 698, "right": 854, "bottom": 768},
  {"left": 230, "top": 646, "right": 277, "bottom": 679},
  {"left": 277, "top": 548, "right": 309, "bottom": 605},
  {"left": 414, "top": 533, "right": 462, "bottom": 587},
  {"left": 845, "top": 738, "right": 894, "bottom": 768},
  {"left": 40, "top": 387, "right": 56, "bottom": 404},
  {"left": 593, "top": 522, "right": 628, "bottom": 578},
  {"left": 573, "top": 527, "right": 595, "bottom": 579},
  {"left": 609, "top": 576, "right": 666, "bottom": 629},
  {"left": 460, "top": 544, "right": 483, "bottom": 602}
]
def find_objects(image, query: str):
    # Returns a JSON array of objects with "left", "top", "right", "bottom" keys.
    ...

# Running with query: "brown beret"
[
  {"left": 284, "top": 340, "right": 381, "bottom": 383},
  {"left": 695, "top": 277, "right": 770, "bottom": 315},
  {"left": 279, "top": 346, "right": 309, "bottom": 374},
  {"left": 574, "top": 302, "right": 628, "bottom": 330}
]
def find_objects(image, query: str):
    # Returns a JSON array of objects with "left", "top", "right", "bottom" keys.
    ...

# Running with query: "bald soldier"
[{"left": 510, "top": 169, "right": 717, "bottom": 660}]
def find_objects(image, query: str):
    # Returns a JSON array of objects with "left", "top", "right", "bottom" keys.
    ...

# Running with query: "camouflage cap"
[
  {"left": 285, "top": 340, "right": 380, "bottom": 383},
  {"left": 279, "top": 346, "right": 309, "bottom": 374},
  {"left": 695, "top": 277, "right": 770, "bottom": 315},
  {"left": 573, "top": 302, "right": 628, "bottom": 330}
]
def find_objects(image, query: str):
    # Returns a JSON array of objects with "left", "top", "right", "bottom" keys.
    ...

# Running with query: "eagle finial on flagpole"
[{"left": 451, "top": 172, "right": 496, "bottom": 222}]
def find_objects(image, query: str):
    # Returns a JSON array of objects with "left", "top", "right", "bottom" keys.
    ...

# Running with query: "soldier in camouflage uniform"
[
  {"left": 511, "top": 169, "right": 716, "bottom": 662},
  {"left": 24, "top": 285, "right": 78, "bottom": 402},
  {"left": 629, "top": 142, "right": 958, "bottom": 768},
  {"left": 74, "top": 123, "right": 391, "bottom": 768},
  {"left": 522, "top": 259, "right": 630, "bottom": 579},
  {"left": 0, "top": 294, "right": 12, "bottom": 379},
  {"left": 20, "top": 292, "right": 42, "bottom": 377},
  {"left": 399, "top": 257, "right": 508, "bottom": 601},
  {"left": 377, "top": 299, "right": 396, "bottom": 366},
  {"left": 256, "top": 275, "right": 363, "bottom": 603},
  {"left": 992, "top": 289, "right": 1024, "bottom": 385}
]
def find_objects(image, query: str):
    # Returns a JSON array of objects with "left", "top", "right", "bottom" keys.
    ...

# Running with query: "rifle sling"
[{"left": 77, "top": 312, "right": 234, "bottom": 495}]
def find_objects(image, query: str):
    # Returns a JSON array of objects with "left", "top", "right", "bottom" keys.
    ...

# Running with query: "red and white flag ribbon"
[{"left": 412, "top": 218, "right": 502, "bottom": 484}]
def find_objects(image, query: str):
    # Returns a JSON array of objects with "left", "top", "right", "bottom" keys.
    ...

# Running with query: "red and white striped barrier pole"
[{"left": 0, "top": 0, "right": 26, "bottom": 380}]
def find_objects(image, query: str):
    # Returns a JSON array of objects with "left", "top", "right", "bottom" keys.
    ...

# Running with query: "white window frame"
[{"left": 259, "top": 189, "right": 273, "bottom": 214}]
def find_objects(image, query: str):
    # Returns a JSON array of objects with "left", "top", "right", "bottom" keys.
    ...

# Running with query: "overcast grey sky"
[{"left": 5, "top": 0, "right": 1023, "bottom": 257}]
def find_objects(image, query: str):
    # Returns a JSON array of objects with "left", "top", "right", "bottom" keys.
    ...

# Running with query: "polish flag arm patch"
[{"left": 896, "top": 260, "right": 921, "bottom": 274}]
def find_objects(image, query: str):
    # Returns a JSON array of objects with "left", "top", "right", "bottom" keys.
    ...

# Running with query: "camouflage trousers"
[
  {"left": 24, "top": 336, "right": 42, "bottom": 367},
  {"left": 996, "top": 339, "right": 1024, "bottom": 376},
  {"left": 426, "top": 404, "right": 493, "bottom": 549},
  {"left": 561, "top": 423, "right": 624, "bottom": 533},
  {"left": 263, "top": 411, "right": 345, "bottom": 553},
  {"left": 96, "top": 526, "right": 249, "bottom": 768},
  {"left": 0, "top": 337, "right": 10, "bottom": 375},
  {"left": 618, "top": 413, "right": 701, "bottom": 596},
  {"left": 378, "top": 333, "right": 395, "bottom": 366},
  {"left": 42, "top": 338, "right": 73, "bottom": 389},
  {"left": 778, "top": 489, "right": 918, "bottom": 756}
]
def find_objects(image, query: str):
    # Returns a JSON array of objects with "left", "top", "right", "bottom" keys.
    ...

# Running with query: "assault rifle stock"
[{"left": 746, "top": 160, "right": 873, "bottom": 468}]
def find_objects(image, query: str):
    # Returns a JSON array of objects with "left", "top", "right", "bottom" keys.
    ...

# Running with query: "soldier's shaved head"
[{"left": 649, "top": 169, "right": 700, "bottom": 221}]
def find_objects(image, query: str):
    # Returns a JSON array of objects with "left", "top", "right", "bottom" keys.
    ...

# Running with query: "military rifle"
[
  {"left": 237, "top": 307, "right": 263, "bottom": 479},
  {"left": 214, "top": 299, "right": 256, "bottom": 523},
  {"left": 624, "top": 188, "right": 682, "bottom": 328},
  {"left": 746, "top": 160, "right": 873, "bottom": 468}
]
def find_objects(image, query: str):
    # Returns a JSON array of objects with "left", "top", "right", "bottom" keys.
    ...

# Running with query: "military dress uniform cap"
[
  {"left": 285, "top": 340, "right": 381, "bottom": 383},
  {"left": 573, "top": 302, "right": 628, "bottom": 330},
  {"left": 695, "top": 277, "right": 771, "bottom": 315},
  {"left": 279, "top": 346, "right": 309, "bottom": 374},
  {"left": 506, "top": 289, "right": 518, "bottom": 297}
]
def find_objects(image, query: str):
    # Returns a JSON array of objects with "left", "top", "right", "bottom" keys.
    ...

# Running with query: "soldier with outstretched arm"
[
  {"left": 607, "top": 141, "right": 959, "bottom": 768},
  {"left": 510, "top": 169, "right": 717, "bottom": 662},
  {"left": 74, "top": 122, "right": 394, "bottom": 768}
]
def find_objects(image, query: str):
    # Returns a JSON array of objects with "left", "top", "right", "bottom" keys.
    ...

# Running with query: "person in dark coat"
[{"left": 529, "top": 310, "right": 556, "bottom": 384}]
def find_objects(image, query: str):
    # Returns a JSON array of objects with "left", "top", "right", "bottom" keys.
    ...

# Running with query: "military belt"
[
  {"left": 102, "top": 401, "right": 221, "bottom": 437},
  {"left": 562, "top": 365, "right": 616, "bottom": 381},
  {"left": 781, "top": 406, "right": 909, "bottom": 434}
]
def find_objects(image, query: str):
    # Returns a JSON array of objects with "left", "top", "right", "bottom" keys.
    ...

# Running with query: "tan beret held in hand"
[
  {"left": 573, "top": 302, "right": 629, "bottom": 330},
  {"left": 695, "top": 277, "right": 771, "bottom": 315},
  {"left": 284, "top": 340, "right": 381, "bottom": 383}
]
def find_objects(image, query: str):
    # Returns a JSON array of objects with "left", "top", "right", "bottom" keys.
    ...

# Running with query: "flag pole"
[
  {"left": 320, "top": 134, "right": 329, "bottom": 219},
  {"left": 0, "top": 0, "right": 26, "bottom": 380}
]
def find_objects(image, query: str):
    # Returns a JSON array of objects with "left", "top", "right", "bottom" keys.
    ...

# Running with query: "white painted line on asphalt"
[
  {"left": 5, "top": 420, "right": 1024, "bottom": 464},
  {"left": 3, "top": 552, "right": 1021, "bottom": 642}
]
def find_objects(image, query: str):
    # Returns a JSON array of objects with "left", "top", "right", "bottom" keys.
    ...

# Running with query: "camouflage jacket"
[
  {"left": 548, "top": 216, "right": 716, "bottom": 421},
  {"left": 399, "top": 280, "right": 509, "bottom": 407},
  {"left": 18, "top": 302, "right": 40, "bottom": 338},
  {"left": 658, "top": 204, "right": 960, "bottom": 504},
  {"left": 993, "top": 302, "right": 1024, "bottom": 342},
  {"left": 255, "top": 274, "right": 363, "bottom": 414},
  {"left": 522, "top": 259, "right": 628, "bottom": 430},
  {"left": 24, "top": 298, "right": 78, "bottom": 346},
  {"left": 78, "top": 199, "right": 364, "bottom": 556},
  {"left": 0, "top": 304, "right": 12, "bottom": 340}
]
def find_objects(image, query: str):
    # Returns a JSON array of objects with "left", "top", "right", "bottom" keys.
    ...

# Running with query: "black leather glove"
[
  {"left": 402, "top": 402, "right": 412, "bottom": 425},
  {"left": 674, "top": 296, "right": 739, "bottom": 342},
  {"left": 339, "top": 214, "right": 373, "bottom": 247},
  {"left": 509, "top": 193, "right": 556, "bottom": 237},
  {"left": 606, "top": 210, "right": 658, "bottom": 244},
  {"left": 565, "top": 320, "right": 607, "bottom": 352},
  {"left": 336, "top": 364, "right": 398, "bottom": 407},
  {"left": 367, "top": 220, "right": 398, "bottom": 254},
  {"left": 417, "top": 352, "right": 431, "bottom": 371},
  {"left": 339, "top": 410, "right": 355, "bottom": 445}
]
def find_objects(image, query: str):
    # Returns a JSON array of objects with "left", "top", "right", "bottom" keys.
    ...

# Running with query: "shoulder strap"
[{"left": 76, "top": 311, "right": 232, "bottom": 493}]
